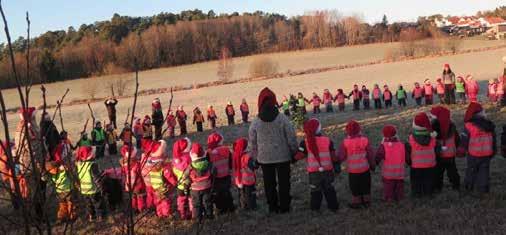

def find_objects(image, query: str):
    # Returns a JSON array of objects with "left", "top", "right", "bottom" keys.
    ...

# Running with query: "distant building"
[{"left": 433, "top": 15, "right": 506, "bottom": 39}]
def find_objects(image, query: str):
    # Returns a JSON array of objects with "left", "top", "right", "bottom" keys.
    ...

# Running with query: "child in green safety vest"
[
  {"left": 455, "top": 76, "right": 466, "bottom": 104},
  {"left": 76, "top": 145, "right": 105, "bottom": 221},
  {"left": 281, "top": 95, "right": 291, "bottom": 116},
  {"left": 92, "top": 121, "right": 106, "bottom": 159},
  {"left": 105, "top": 123, "right": 118, "bottom": 156},
  {"left": 395, "top": 85, "right": 408, "bottom": 108},
  {"left": 46, "top": 161, "right": 75, "bottom": 221},
  {"left": 297, "top": 92, "right": 309, "bottom": 115}
]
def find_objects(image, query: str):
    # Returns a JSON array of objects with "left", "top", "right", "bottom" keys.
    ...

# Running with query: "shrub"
[{"left": 249, "top": 56, "right": 279, "bottom": 78}]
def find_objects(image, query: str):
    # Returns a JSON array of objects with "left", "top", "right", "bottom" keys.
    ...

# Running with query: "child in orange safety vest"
[
  {"left": 207, "top": 132, "right": 236, "bottom": 214},
  {"left": 375, "top": 125, "right": 406, "bottom": 202},
  {"left": 188, "top": 143, "right": 215, "bottom": 220},
  {"left": 405, "top": 112, "right": 440, "bottom": 198},
  {"left": 294, "top": 118, "right": 339, "bottom": 212},
  {"left": 423, "top": 79, "right": 434, "bottom": 105},
  {"left": 429, "top": 106, "right": 461, "bottom": 193},
  {"left": 461, "top": 102, "right": 497, "bottom": 193},
  {"left": 232, "top": 138, "right": 258, "bottom": 210},
  {"left": 337, "top": 120, "right": 374, "bottom": 209}
]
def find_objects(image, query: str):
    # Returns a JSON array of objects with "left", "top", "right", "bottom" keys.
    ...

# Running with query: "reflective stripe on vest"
[
  {"left": 424, "top": 85, "right": 433, "bottom": 96},
  {"left": 52, "top": 170, "right": 71, "bottom": 193},
  {"left": 306, "top": 137, "right": 334, "bottom": 173},
  {"left": 209, "top": 146, "right": 231, "bottom": 178},
  {"left": 439, "top": 135, "right": 456, "bottom": 158},
  {"left": 382, "top": 142, "right": 406, "bottom": 180},
  {"left": 465, "top": 123, "right": 494, "bottom": 157},
  {"left": 343, "top": 137, "right": 370, "bottom": 173},
  {"left": 190, "top": 169, "right": 212, "bottom": 191},
  {"left": 173, "top": 167, "right": 190, "bottom": 191},
  {"left": 149, "top": 170, "right": 164, "bottom": 191},
  {"left": 373, "top": 88, "right": 381, "bottom": 99},
  {"left": 77, "top": 161, "right": 97, "bottom": 195},
  {"left": 409, "top": 135, "right": 436, "bottom": 168}
]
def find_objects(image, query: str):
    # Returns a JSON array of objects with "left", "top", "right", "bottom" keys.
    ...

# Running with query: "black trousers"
[
  {"left": 108, "top": 143, "right": 117, "bottom": 155},
  {"left": 313, "top": 106, "right": 320, "bottom": 114},
  {"left": 338, "top": 103, "right": 345, "bottom": 112},
  {"left": 154, "top": 124, "right": 162, "bottom": 140},
  {"left": 353, "top": 100, "right": 360, "bottom": 110},
  {"left": 283, "top": 109, "right": 290, "bottom": 116},
  {"left": 309, "top": 171, "right": 338, "bottom": 211},
  {"left": 464, "top": 156, "right": 491, "bottom": 193},
  {"left": 325, "top": 103, "right": 333, "bottom": 112},
  {"left": 398, "top": 98, "right": 407, "bottom": 107},
  {"left": 212, "top": 176, "right": 235, "bottom": 214},
  {"left": 363, "top": 99, "right": 370, "bottom": 110},
  {"left": 178, "top": 121, "right": 187, "bottom": 135},
  {"left": 239, "top": 185, "right": 257, "bottom": 210},
  {"left": 410, "top": 167, "right": 435, "bottom": 197},
  {"left": 196, "top": 122, "right": 203, "bottom": 132},
  {"left": 209, "top": 118, "right": 216, "bottom": 129},
  {"left": 241, "top": 111, "right": 249, "bottom": 123},
  {"left": 415, "top": 97, "right": 422, "bottom": 106},
  {"left": 384, "top": 100, "right": 392, "bottom": 108},
  {"left": 95, "top": 142, "right": 105, "bottom": 159},
  {"left": 109, "top": 115, "right": 117, "bottom": 129},
  {"left": 261, "top": 161, "right": 291, "bottom": 213},
  {"left": 444, "top": 85, "right": 456, "bottom": 104},
  {"left": 348, "top": 171, "right": 371, "bottom": 196},
  {"left": 83, "top": 193, "right": 105, "bottom": 219},
  {"left": 227, "top": 115, "right": 235, "bottom": 126},
  {"left": 373, "top": 99, "right": 382, "bottom": 109},
  {"left": 434, "top": 158, "right": 460, "bottom": 192},
  {"left": 425, "top": 95, "right": 433, "bottom": 105},
  {"left": 191, "top": 189, "right": 213, "bottom": 220}
]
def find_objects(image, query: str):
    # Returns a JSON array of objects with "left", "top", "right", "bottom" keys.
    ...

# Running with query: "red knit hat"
[
  {"left": 76, "top": 146, "right": 95, "bottom": 161},
  {"left": 413, "top": 112, "right": 432, "bottom": 131},
  {"left": 207, "top": 132, "right": 223, "bottom": 150},
  {"left": 444, "top": 63, "right": 450, "bottom": 69},
  {"left": 232, "top": 138, "right": 248, "bottom": 185},
  {"left": 190, "top": 143, "right": 206, "bottom": 161},
  {"left": 18, "top": 107, "right": 36, "bottom": 120},
  {"left": 345, "top": 120, "right": 361, "bottom": 136},
  {"left": 382, "top": 125, "right": 397, "bottom": 138},
  {"left": 173, "top": 138, "right": 191, "bottom": 159},
  {"left": 430, "top": 106, "right": 450, "bottom": 139},
  {"left": 258, "top": 87, "right": 278, "bottom": 111},
  {"left": 464, "top": 102, "right": 483, "bottom": 122},
  {"left": 304, "top": 118, "right": 322, "bottom": 159}
]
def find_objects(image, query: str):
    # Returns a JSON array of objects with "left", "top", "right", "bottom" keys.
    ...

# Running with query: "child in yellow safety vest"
[
  {"left": 294, "top": 118, "right": 339, "bottom": 212},
  {"left": 337, "top": 120, "right": 374, "bottom": 209},
  {"left": 375, "top": 125, "right": 406, "bottom": 202},
  {"left": 46, "top": 161, "right": 75, "bottom": 221},
  {"left": 146, "top": 158, "right": 176, "bottom": 218},
  {"left": 405, "top": 112, "right": 440, "bottom": 198},
  {"left": 75, "top": 145, "right": 105, "bottom": 221},
  {"left": 189, "top": 143, "right": 215, "bottom": 220},
  {"left": 232, "top": 138, "right": 258, "bottom": 210},
  {"left": 461, "top": 102, "right": 497, "bottom": 193}
]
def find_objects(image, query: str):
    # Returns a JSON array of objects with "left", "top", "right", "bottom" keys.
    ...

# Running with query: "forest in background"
[{"left": 0, "top": 7, "right": 505, "bottom": 89}]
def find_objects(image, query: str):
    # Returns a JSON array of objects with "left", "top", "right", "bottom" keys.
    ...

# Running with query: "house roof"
[{"left": 485, "top": 17, "right": 506, "bottom": 25}]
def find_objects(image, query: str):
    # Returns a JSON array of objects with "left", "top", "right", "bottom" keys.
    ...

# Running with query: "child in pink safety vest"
[
  {"left": 488, "top": 79, "right": 498, "bottom": 103},
  {"left": 412, "top": 82, "right": 424, "bottom": 106},
  {"left": 334, "top": 89, "right": 348, "bottom": 112},
  {"left": 372, "top": 84, "right": 382, "bottom": 109},
  {"left": 383, "top": 85, "right": 393, "bottom": 108},
  {"left": 361, "top": 85, "right": 371, "bottom": 110},
  {"left": 120, "top": 144, "right": 146, "bottom": 213},
  {"left": 423, "top": 79, "right": 434, "bottom": 105},
  {"left": 322, "top": 89, "right": 334, "bottom": 112},
  {"left": 436, "top": 78, "right": 445, "bottom": 104},
  {"left": 465, "top": 75, "right": 479, "bottom": 103},
  {"left": 311, "top": 92, "right": 322, "bottom": 114},
  {"left": 172, "top": 138, "right": 193, "bottom": 220},
  {"left": 188, "top": 143, "right": 215, "bottom": 220},
  {"left": 349, "top": 85, "right": 363, "bottom": 111},
  {"left": 294, "top": 118, "right": 339, "bottom": 212},
  {"left": 207, "top": 132, "right": 236, "bottom": 214},
  {"left": 406, "top": 112, "right": 440, "bottom": 197},
  {"left": 337, "top": 120, "right": 374, "bottom": 209},
  {"left": 232, "top": 138, "right": 258, "bottom": 210},
  {"left": 375, "top": 125, "right": 406, "bottom": 202}
]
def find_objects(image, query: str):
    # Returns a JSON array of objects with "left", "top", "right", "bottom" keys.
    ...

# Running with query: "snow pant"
[
  {"left": 415, "top": 97, "right": 422, "bottom": 106},
  {"left": 313, "top": 105, "right": 320, "bottom": 114},
  {"left": 363, "top": 99, "right": 370, "bottom": 110},
  {"left": 227, "top": 115, "right": 235, "bottom": 126},
  {"left": 373, "top": 99, "right": 382, "bottom": 109},
  {"left": 353, "top": 99, "right": 360, "bottom": 110},
  {"left": 83, "top": 193, "right": 105, "bottom": 219},
  {"left": 348, "top": 171, "right": 371, "bottom": 205},
  {"left": 212, "top": 176, "right": 235, "bottom": 214},
  {"left": 384, "top": 100, "right": 392, "bottom": 108},
  {"left": 135, "top": 135, "right": 142, "bottom": 149},
  {"left": 444, "top": 84, "right": 456, "bottom": 104},
  {"left": 398, "top": 98, "right": 407, "bottom": 107},
  {"left": 464, "top": 156, "right": 491, "bottom": 193},
  {"left": 153, "top": 191, "right": 172, "bottom": 218},
  {"left": 457, "top": 92, "right": 466, "bottom": 103},
  {"left": 108, "top": 142, "right": 117, "bottom": 155},
  {"left": 196, "top": 122, "right": 203, "bottom": 132},
  {"left": 338, "top": 103, "right": 345, "bottom": 112},
  {"left": 382, "top": 178, "right": 404, "bottom": 202},
  {"left": 425, "top": 95, "right": 433, "bottom": 105},
  {"left": 283, "top": 109, "right": 290, "bottom": 116},
  {"left": 438, "top": 94, "right": 445, "bottom": 104},
  {"left": 325, "top": 103, "right": 333, "bottom": 112},
  {"left": 410, "top": 167, "right": 435, "bottom": 197},
  {"left": 108, "top": 114, "right": 117, "bottom": 129},
  {"left": 239, "top": 185, "right": 257, "bottom": 210},
  {"left": 57, "top": 192, "right": 75, "bottom": 221},
  {"left": 95, "top": 142, "right": 105, "bottom": 159},
  {"left": 154, "top": 124, "right": 162, "bottom": 140},
  {"left": 191, "top": 188, "right": 213, "bottom": 220},
  {"left": 176, "top": 189, "right": 192, "bottom": 220},
  {"left": 241, "top": 111, "right": 249, "bottom": 123},
  {"left": 178, "top": 120, "right": 187, "bottom": 135},
  {"left": 209, "top": 118, "right": 216, "bottom": 129},
  {"left": 260, "top": 161, "right": 291, "bottom": 213},
  {"left": 167, "top": 127, "right": 175, "bottom": 138},
  {"left": 434, "top": 157, "right": 460, "bottom": 192},
  {"left": 145, "top": 186, "right": 155, "bottom": 209},
  {"left": 309, "top": 171, "right": 338, "bottom": 211}
]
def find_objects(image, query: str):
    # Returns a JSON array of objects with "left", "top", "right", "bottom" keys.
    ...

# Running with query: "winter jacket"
[
  {"left": 104, "top": 99, "right": 118, "bottom": 117},
  {"left": 152, "top": 110, "right": 164, "bottom": 127},
  {"left": 405, "top": 131, "right": 442, "bottom": 165},
  {"left": 40, "top": 119, "right": 60, "bottom": 153},
  {"left": 460, "top": 116, "right": 497, "bottom": 157},
  {"left": 337, "top": 134, "right": 375, "bottom": 171},
  {"left": 193, "top": 112, "right": 205, "bottom": 124}
]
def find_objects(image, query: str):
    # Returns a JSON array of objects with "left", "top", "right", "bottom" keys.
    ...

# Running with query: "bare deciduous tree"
[
  {"left": 217, "top": 47, "right": 234, "bottom": 82},
  {"left": 249, "top": 56, "right": 279, "bottom": 78}
]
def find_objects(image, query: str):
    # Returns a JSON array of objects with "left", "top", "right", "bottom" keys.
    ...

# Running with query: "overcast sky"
[{"left": 1, "top": 0, "right": 504, "bottom": 42}]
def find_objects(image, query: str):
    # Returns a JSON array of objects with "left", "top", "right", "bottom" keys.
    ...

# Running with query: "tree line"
[{"left": 0, "top": 9, "right": 444, "bottom": 89}]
